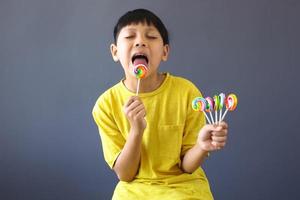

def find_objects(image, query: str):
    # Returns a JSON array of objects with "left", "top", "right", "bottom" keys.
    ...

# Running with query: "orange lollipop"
[{"left": 221, "top": 93, "right": 238, "bottom": 121}]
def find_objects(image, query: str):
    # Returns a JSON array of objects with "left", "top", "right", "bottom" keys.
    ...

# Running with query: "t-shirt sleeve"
[
  {"left": 92, "top": 96, "right": 125, "bottom": 169},
  {"left": 181, "top": 84, "right": 206, "bottom": 157}
]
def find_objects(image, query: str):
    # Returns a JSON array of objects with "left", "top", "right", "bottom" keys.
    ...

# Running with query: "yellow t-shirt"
[{"left": 92, "top": 73, "right": 213, "bottom": 200}]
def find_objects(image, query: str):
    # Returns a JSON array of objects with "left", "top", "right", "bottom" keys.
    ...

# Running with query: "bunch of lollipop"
[{"left": 192, "top": 93, "right": 238, "bottom": 124}]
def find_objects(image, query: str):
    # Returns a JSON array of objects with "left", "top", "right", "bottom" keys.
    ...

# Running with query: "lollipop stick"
[
  {"left": 209, "top": 112, "right": 214, "bottom": 124},
  {"left": 215, "top": 111, "right": 218, "bottom": 124},
  {"left": 203, "top": 112, "right": 212, "bottom": 124},
  {"left": 219, "top": 108, "right": 223, "bottom": 123},
  {"left": 221, "top": 108, "right": 229, "bottom": 121},
  {"left": 136, "top": 78, "right": 141, "bottom": 96}
]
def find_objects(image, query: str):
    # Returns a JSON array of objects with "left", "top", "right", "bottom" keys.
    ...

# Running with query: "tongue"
[{"left": 133, "top": 58, "right": 148, "bottom": 67}]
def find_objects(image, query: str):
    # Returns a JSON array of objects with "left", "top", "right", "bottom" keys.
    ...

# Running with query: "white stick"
[
  {"left": 215, "top": 110, "right": 218, "bottom": 124},
  {"left": 219, "top": 107, "right": 223, "bottom": 124},
  {"left": 203, "top": 112, "right": 212, "bottom": 124},
  {"left": 136, "top": 78, "right": 141, "bottom": 96},
  {"left": 209, "top": 111, "right": 214, "bottom": 124},
  {"left": 221, "top": 108, "right": 229, "bottom": 121}
]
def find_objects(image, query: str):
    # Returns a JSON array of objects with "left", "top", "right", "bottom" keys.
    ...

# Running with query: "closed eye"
[
  {"left": 125, "top": 35, "right": 135, "bottom": 39},
  {"left": 147, "top": 36, "right": 158, "bottom": 39}
]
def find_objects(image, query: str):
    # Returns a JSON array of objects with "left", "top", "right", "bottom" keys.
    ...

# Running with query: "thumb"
[
  {"left": 199, "top": 124, "right": 219, "bottom": 140},
  {"left": 200, "top": 124, "right": 218, "bottom": 133}
]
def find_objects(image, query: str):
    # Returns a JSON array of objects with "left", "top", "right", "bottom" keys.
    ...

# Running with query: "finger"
[
  {"left": 126, "top": 104, "right": 144, "bottom": 118},
  {"left": 212, "top": 129, "right": 228, "bottom": 137},
  {"left": 124, "top": 97, "right": 135, "bottom": 109},
  {"left": 131, "top": 103, "right": 145, "bottom": 116},
  {"left": 216, "top": 142, "right": 226, "bottom": 148},
  {"left": 211, "top": 141, "right": 226, "bottom": 149},
  {"left": 126, "top": 99, "right": 143, "bottom": 111},
  {"left": 214, "top": 124, "right": 227, "bottom": 131},
  {"left": 201, "top": 124, "right": 219, "bottom": 133},
  {"left": 218, "top": 121, "right": 228, "bottom": 129},
  {"left": 136, "top": 109, "right": 146, "bottom": 119},
  {"left": 211, "top": 135, "right": 227, "bottom": 143},
  {"left": 124, "top": 96, "right": 139, "bottom": 107}
]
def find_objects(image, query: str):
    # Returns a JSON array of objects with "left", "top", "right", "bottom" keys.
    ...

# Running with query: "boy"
[{"left": 92, "top": 8, "right": 228, "bottom": 199}]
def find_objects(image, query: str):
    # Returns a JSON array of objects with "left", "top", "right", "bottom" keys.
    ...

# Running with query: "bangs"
[{"left": 113, "top": 9, "right": 169, "bottom": 45}]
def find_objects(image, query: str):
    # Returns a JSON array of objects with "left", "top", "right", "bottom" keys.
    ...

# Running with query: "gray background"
[{"left": 1, "top": 0, "right": 299, "bottom": 199}]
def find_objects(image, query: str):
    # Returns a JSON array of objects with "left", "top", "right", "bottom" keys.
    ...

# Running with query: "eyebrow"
[{"left": 124, "top": 27, "right": 157, "bottom": 32}]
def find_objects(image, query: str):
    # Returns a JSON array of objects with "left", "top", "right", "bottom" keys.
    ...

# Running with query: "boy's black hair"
[{"left": 113, "top": 9, "right": 169, "bottom": 45}]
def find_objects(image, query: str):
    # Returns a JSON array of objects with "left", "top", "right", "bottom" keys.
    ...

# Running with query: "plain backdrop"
[{"left": 1, "top": 0, "right": 300, "bottom": 199}]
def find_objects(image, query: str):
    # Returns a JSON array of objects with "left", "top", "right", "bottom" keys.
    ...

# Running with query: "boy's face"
[{"left": 110, "top": 23, "right": 169, "bottom": 79}]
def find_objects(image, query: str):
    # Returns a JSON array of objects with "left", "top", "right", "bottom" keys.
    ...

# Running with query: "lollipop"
[
  {"left": 192, "top": 97, "right": 212, "bottom": 124},
  {"left": 133, "top": 64, "right": 148, "bottom": 96},
  {"left": 221, "top": 93, "right": 238, "bottom": 121},
  {"left": 218, "top": 93, "right": 226, "bottom": 123},
  {"left": 134, "top": 64, "right": 148, "bottom": 79},
  {"left": 213, "top": 95, "right": 220, "bottom": 123},
  {"left": 205, "top": 97, "right": 215, "bottom": 124}
]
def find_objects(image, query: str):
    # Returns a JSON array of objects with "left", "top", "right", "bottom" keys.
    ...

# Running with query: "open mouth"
[{"left": 131, "top": 54, "right": 149, "bottom": 66}]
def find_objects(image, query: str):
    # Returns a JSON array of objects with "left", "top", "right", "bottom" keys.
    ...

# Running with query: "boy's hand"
[
  {"left": 123, "top": 96, "right": 147, "bottom": 132},
  {"left": 197, "top": 121, "right": 228, "bottom": 152}
]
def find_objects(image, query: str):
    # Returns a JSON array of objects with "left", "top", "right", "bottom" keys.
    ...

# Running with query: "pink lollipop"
[{"left": 205, "top": 97, "right": 215, "bottom": 124}]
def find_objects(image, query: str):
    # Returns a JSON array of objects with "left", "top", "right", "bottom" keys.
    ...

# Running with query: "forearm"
[
  {"left": 113, "top": 127, "right": 143, "bottom": 182},
  {"left": 181, "top": 143, "right": 209, "bottom": 173}
]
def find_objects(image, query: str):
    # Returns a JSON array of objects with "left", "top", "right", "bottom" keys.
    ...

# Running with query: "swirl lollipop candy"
[
  {"left": 221, "top": 93, "right": 238, "bottom": 121},
  {"left": 133, "top": 64, "right": 148, "bottom": 95},
  {"left": 134, "top": 64, "right": 148, "bottom": 79},
  {"left": 213, "top": 95, "right": 220, "bottom": 123},
  {"left": 205, "top": 97, "right": 215, "bottom": 124},
  {"left": 225, "top": 94, "right": 238, "bottom": 111},
  {"left": 192, "top": 97, "right": 206, "bottom": 111},
  {"left": 192, "top": 97, "right": 211, "bottom": 124}
]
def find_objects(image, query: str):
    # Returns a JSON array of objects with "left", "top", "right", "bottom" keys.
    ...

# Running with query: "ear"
[
  {"left": 161, "top": 44, "right": 170, "bottom": 61},
  {"left": 110, "top": 43, "right": 119, "bottom": 62}
]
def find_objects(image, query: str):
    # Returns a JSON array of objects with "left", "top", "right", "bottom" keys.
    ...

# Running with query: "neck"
[{"left": 123, "top": 72, "right": 166, "bottom": 93}]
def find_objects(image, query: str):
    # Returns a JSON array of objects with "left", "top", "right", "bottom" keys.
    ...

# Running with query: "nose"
[
  {"left": 135, "top": 43, "right": 146, "bottom": 47},
  {"left": 134, "top": 34, "right": 147, "bottom": 47}
]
